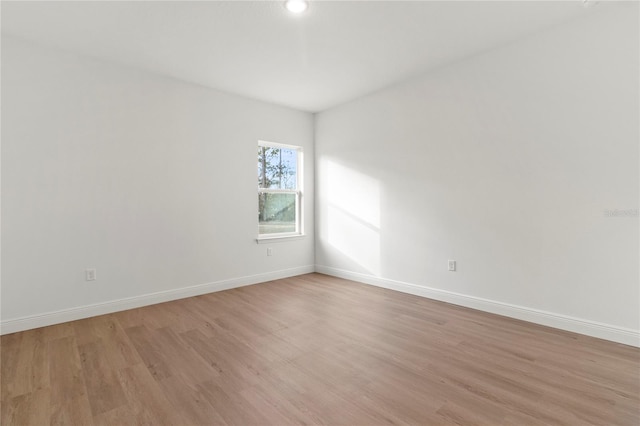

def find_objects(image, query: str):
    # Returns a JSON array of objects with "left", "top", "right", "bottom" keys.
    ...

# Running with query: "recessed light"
[{"left": 285, "top": 0, "right": 309, "bottom": 14}]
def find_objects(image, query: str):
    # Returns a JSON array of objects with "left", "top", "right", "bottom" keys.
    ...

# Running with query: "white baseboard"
[
  {"left": 4, "top": 264, "right": 638, "bottom": 348},
  {"left": 315, "top": 265, "right": 640, "bottom": 348},
  {"left": 0, "top": 265, "right": 315, "bottom": 335}
]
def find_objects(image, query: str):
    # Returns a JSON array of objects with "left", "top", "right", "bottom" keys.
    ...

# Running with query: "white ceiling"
[{"left": 1, "top": 1, "right": 606, "bottom": 112}]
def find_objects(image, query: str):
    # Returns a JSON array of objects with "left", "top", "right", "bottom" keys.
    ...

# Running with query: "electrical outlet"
[
  {"left": 267, "top": 247, "right": 273, "bottom": 256},
  {"left": 85, "top": 268, "right": 97, "bottom": 281},
  {"left": 448, "top": 260, "right": 456, "bottom": 272}
]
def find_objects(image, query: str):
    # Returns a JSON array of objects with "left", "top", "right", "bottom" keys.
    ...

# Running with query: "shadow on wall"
[{"left": 325, "top": 159, "right": 381, "bottom": 276}]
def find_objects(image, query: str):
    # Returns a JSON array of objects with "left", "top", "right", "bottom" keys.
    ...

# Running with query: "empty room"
[{"left": 1, "top": 0, "right": 638, "bottom": 425}]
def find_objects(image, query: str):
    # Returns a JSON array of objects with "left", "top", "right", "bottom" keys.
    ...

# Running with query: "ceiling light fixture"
[{"left": 285, "top": 0, "right": 309, "bottom": 14}]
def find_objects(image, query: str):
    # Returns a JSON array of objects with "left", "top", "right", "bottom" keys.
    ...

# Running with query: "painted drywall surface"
[
  {"left": 1, "top": 36, "right": 314, "bottom": 322},
  {"left": 315, "top": 6, "right": 639, "bottom": 331}
]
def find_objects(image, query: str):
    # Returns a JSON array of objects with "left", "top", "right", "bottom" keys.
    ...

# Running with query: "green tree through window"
[{"left": 258, "top": 142, "right": 302, "bottom": 236}]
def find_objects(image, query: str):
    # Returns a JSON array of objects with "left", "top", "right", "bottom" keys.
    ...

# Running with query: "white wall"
[
  {"left": 1, "top": 36, "right": 315, "bottom": 331},
  {"left": 315, "top": 5, "right": 639, "bottom": 345}
]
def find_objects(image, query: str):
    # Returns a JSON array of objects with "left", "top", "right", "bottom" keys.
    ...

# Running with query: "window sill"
[{"left": 256, "top": 234, "right": 305, "bottom": 244}]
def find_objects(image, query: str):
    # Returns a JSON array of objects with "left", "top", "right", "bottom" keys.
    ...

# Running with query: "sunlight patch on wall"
[
  {"left": 327, "top": 161, "right": 380, "bottom": 228},
  {"left": 326, "top": 160, "right": 381, "bottom": 275}
]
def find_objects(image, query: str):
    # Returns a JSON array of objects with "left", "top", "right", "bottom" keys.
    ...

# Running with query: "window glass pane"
[
  {"left": 258, "top": 146, "right": 297, "bottom": 190},
  {"left": 258, "top": 192, "right": 296, "bottom": 234}
]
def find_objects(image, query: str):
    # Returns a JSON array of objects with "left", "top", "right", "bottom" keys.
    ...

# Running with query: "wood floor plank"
[
  {"left": 40, "top": 322, "right": 76, "bottom": 342},
  {"left": 1, "top": 388, "right": 50, "bottom": 426},
  {"left": 0, "top": 329, "right": 49, "bottom": 400},
  {"left": 73, "top": 315, "right": 143, "bottom": 370},
  {"left": 115, "top": 363, "right": 187, "bottom": 425},
  {"left": 239, "top": 383, "right": 318, "bottom": 425},
  {"left": 1, "top": 273, "right": 638, "bottom": 425},
  {"left": 151, "top": 326, "right": 221, "bottom": 384},
  {"left": 92, "top": 404, "right": 139, "bottom": 426},
  {"left": 78, "top": 340, "right": 127, "bottom": 416},
  {"left": 257, "top": 358, "right": 391, "bottom": 426},
  {"left": 121, "top": 325, "right": 174, "bottom": 381},
  {"left": 180, "top": 328, "right": 269, "bottom": 394},
  {"left": 157, "top": 374, "right": 227, "bottom": 425},
  {"left": 1, "top": 333, "right": 23, "bottom": 400},
  {"left": 48, "top": 336, "right": 87, "bottom": 407},
  {"left": 196, "top": 380, "right": 272, "bottom": 426},
  {"left": 49, "top": 394, "right": 94, "bottom": 426}
]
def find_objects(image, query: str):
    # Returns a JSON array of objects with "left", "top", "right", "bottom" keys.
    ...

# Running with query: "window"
[{"left": 257, "top": 141, "right": 303, "bottom": 239}]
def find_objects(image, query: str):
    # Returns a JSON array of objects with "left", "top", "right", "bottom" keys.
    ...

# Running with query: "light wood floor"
[{"left": 1, "top": 273, "right": 639, "bottom": 425}]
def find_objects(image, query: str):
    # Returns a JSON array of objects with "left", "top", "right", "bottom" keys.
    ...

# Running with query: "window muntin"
[{"left": 258, "top": 141, "right": 302, "bottom": 237}]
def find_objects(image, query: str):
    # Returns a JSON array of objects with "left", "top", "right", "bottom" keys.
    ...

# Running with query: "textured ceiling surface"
[{"left": 1, "top": 1, "right": 609, "bottom": 112}]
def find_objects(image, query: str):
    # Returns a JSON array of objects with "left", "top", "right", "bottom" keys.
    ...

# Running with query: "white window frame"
[{"left": 256, "top": 140, "right": 304, "bottom": 242}]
